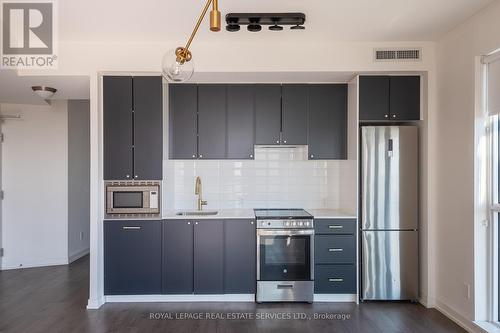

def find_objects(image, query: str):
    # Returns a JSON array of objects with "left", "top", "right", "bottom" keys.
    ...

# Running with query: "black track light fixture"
[{"left": 225, "top": 13, "right": 305, "bottom": 32}]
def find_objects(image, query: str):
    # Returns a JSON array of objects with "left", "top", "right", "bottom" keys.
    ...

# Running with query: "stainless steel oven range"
[{"left": 255, "top": 209, "right": 314, "bottom": 303}]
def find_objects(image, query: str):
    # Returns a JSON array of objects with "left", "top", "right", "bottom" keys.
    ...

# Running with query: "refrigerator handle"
[{"left": 388, "top": 139, "right": 393, "bottom": 158}]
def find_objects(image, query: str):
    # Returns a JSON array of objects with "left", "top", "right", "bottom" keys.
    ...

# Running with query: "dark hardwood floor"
[{"left": 0, "top": 256, "right": 465, "bottom": 333}]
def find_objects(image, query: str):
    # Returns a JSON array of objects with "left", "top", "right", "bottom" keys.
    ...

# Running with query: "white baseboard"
[
  {"left": 435, "top": 300, "right": 487, "bottom": 333},
  {"left": 1, "top": 258, "right": 69, "bottom": 270},
  {"left": 87, "top": 297, "right": 105, "bottom": 310},
  {"left": 104, "top": 294, "right": 255, "bottom": 303},
  {"left": 68, "top": 248, "right": 89, "bottom": 263},
  {"left": 313, "top": 294, "right": 357, "bottom": 302}
]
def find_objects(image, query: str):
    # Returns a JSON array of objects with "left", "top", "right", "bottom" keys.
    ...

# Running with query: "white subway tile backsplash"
[{"left": 164, "top": 147, "right": 357, "bottom": 212}]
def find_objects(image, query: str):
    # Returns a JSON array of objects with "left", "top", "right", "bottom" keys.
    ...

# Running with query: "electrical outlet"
[
  {"left": 464, "top": 283, "right": 471, "bottom": 299},
  {"left": 79, "top": 232, "right": 84, "bottom": 241}
]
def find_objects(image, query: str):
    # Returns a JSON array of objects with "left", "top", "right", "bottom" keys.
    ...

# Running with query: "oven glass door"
[{"left": 258, "top": 230, "right": 313, "bottom": 281}]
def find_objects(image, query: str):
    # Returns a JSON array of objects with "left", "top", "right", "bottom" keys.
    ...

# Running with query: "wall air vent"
[{"left": 374, "top": 48, "right": 422, "bottom": 62}]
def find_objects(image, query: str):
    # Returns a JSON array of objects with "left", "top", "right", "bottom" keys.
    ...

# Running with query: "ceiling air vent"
[{"left": 374, "top": 48, "right": 421, "bottom": 62}]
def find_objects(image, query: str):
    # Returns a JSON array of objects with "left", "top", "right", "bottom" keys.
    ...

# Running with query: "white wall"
[
  {"left": 0, "top": 101, "right": 69, "bottom": 269},
  {"left": 68, "top": 100, "right": 90, "bottom": 262},
  {"left": 434, "top": 0, "right": 500, "bottom": 325}
]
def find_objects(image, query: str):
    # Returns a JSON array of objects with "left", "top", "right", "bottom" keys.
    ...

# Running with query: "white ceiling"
[
  {"left": 0, "top": 71, "right": 90, "bottom": 105},
  {"left": 59, "top": 0, "right": 494, "bottom": 43}
]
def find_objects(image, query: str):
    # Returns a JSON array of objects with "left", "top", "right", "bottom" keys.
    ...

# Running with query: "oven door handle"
[{"left": 256, "top": 229, "right": 315, "bottom": 236}]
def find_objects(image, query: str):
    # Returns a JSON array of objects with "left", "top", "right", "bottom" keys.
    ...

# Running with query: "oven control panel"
[{"left": 256, "top": 219, "right": 314, "bottom": 229}]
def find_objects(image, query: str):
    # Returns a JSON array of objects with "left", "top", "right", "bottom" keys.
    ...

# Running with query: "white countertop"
[
  {"left": 306, "top": 209, "right": 357, "bottom": 219},
  {"left": 162, "top": 209, "right": 356, "bottom": 220},
  {"left": 162, "top": 209, "right": 255, "bottom": 220}
]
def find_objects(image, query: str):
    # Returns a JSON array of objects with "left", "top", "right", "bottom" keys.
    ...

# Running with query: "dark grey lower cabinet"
[
  {"left": 162, "top": 220, "right": 194, "bottom": 294},
  {"left": 314, "top": 218, "right": 357, "bottom": 294},
  {"left": 224, "top": 219, "right": 256, "bottom": 293},
  {"left": 104, "top": 220, "right": 162, "bottom": 295},
  {"left": 194, "top": 220, "right": 224, "bottom": 294}
]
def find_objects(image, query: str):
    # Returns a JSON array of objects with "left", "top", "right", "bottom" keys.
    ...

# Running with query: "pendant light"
[{"left": 162, "top": 0, "right": 221, "bottom": 83}]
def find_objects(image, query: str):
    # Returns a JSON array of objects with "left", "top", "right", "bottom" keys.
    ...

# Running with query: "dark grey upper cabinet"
[
  {"left": 359, "top": 76, "right": 390, "bottom": 121},
  {"left": 224, "top": 219, "right": 256, "bottom": 293},
  {"left": 133, "top": 76, "right": 163, "bottom": 180},
  {"left": 282, "top": 84, "right": 308, "bottom": 145},
  {"left": 198, "top": 85, "right": 227, "bottom": 159},
  {"left": 307, "top": 84, "right": 348, "bottom": 160},
  {"left": 194, "top": 220, "right": 224, "bottom": 294},
  {"left": 103, "top": 76, "right": 133, "bottom": 180},
  {"left": 104, "top": 220, "right": 162, "bottom": 295},
  {"left": 169, "top": 84, "right": 198, "bottom": 159},
  {"left": 227, "top": 85, "right": 255, "bottom": 159},
  {"left": 390, "top": 76, "right": 421, "bottom": 121},
  {"left": 255, "top": 84, "right": 282, "bottom": 145},
  {"left": 359, "top": 75, "right": 421, "bottom": 121},
  {"left": 162, "top": 220, "right": 194, "bottom": 294}
]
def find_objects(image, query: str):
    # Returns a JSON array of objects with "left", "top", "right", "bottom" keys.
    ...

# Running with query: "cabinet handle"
[
  {"left": 310, "top": 154, "right": 314, "bottom": 159},
  {"left": 283, "top": 140, "right": 287, "bottom": 144},
  {"left": 195, "top": 222, "right": 199, "bottom": 225},
  {"left": 199, "top": 154, "right": 203, "bottom": 158},
  {"left": 329, "top": 278, "right": 343, "bottom": 282},
  {"left": 384, "top": 114, "right": 389, "bottom": 118},
  {"left": 192, "top": 154, "right": 196, "bottom": 158},
  {"left": 134, "top": 175, "right": 138, "bottom": 179},
  {"left": 251, "top": 221, "right": 254, "bottom": 225},
  {"left": 276, "top": 140, "right": 280, "bottom": 144},
  {"left": 328, "top": 248, "right": 343, "bottom": 252},
  {"left": 125, "top": 174, "right": 130, "bottom": 179},
  {"left": 250, "top": 154, "right": 254, "bottom": 158},
  {"left": 187, "top": 222, "right": 191, "bottom": 225},
  {"left": 392, "top": 114, "right": 396, "bottom": 118},
  {"left": 277, "top": 284, "right": 294, "bottom": 289},
  {"left": 328, "top": 225, "right": 343, "bottom": 229},
  {"left": 122, "top": 226, "right": 141, "bottom": 230}
]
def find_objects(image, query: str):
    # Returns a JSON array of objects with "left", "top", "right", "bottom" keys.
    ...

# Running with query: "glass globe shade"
[{"left": 162, "top": 49, "right": 194, "bottom": 83}]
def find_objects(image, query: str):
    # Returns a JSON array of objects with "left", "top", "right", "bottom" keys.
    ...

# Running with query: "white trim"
[
  {"left": 435, "top": 300, "right": 487, "bottom": 333},
  {"left": 0, "top": 258, "right": 68, "bottom": 270},
  {"left": 86, "top": 297, "right": 105, "bottom": 310},
  {"left": 313, "top": 294, "right": 357, "bottom": 302},
  {"left": 475, "top": 321, "right": 500, "bottom": 333},
  {"left": 68, "top": 248, "right": 89, "bottom": 263},
  {"left": 482, "top": 50, "right": 500, "bottom": 65},
  {"left": 104, "top": 294, "right": 255, "bottom": 303}
]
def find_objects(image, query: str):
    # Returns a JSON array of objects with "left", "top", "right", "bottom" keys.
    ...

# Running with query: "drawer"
[
  {"left": 315, "top": 264, "right": 356, "bottom": 294},
  {"left": 315, "top": 234, "right": 356, "bottom": 264},
  {"left": 314, "top": 219, "right": 356, "bottom": 235}
]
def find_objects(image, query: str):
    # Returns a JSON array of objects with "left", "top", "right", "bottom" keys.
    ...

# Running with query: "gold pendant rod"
[{"left": 183, "top": 0, "right": 213, "bottom": 54}]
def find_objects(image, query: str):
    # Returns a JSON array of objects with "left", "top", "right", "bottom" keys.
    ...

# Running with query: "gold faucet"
[{"left": 195, "top": 176, "right": 208, "bottom": 211}]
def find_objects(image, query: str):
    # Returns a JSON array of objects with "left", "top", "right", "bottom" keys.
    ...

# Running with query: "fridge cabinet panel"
[
  {"left": 361, "top": 126, "right": 418, "bottom": 230},
  {"left": 361, "top": 230, "right": 418, "bottom": 300}
]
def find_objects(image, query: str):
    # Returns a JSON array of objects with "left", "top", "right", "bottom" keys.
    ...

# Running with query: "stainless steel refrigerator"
[{"left": 361, "top": 126, "right": 419, "bottom": 301}]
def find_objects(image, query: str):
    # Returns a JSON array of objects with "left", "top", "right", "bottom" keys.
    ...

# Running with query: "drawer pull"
[
  {"left": 122, "top": 226, "right": 141, "bottom": 230},
  {"left": 328, "top": 225, "right": 343, "bottom": 229},
  {"left": 328, "top": 248, "right": 344, "bottom": 252},
  {"left": 277, "top": 284, "right": 294, "bottom": 289},
  {"left": 329, "top": 278, "right": 344, "bottom": 283}
]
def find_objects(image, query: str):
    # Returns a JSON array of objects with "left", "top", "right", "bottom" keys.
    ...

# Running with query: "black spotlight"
[
  {"left": 247, "top": 24, "right": 261, "bottom": 32},
  {"left": 226, "top": 24, "right": 240, "bottom": 32},
  {"left": 269, "top": 24, "right": 283, "bottom": 31},
  {"left": 290, "top": 24, "right": 305, "bottom": 30}
]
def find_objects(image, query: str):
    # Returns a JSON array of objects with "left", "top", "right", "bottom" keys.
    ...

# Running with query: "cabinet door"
[
  {"left": 198, "top": 85, "right": 227, "bottom": 159},
  {"left": 255, "top": 85, "right": 281, "bottom": 145},
  {"left": 169, "top": 84, "right": 198, "bottom": 159},
  {"left": 162, "top": 220, "right": 194, "bottom": 294},
  {"left": 194, "top": 220, "right": 224, "bottom": 294},
  {"left": 307, "top": 84, "right": 348, "bottom": 160},
  {"left": 359, "top": 76, "right": 390, "bottom": 121},
  {"left": 282, "top": 84, "right": 308, "bottom": 145},
  {"left": 103, "top": 76, "right": 133, "bottom": 179},
  {"left": 390, "top": 76, "right": 421, "bottom": 120},
  {"left": 104, "top": 220, "right": 162, "bottom": 295},
  {"left": 224, "top": 219, "right": 256, "bottom": 293},
  {"left": 133, "top": 76, "right": 163, "bottom": 180},
  {"left": 227, "top": 85, "right": 255, "bottom": 159}
]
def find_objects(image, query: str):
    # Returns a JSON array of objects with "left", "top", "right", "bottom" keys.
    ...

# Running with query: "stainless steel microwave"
[{"left": 105, "top": 181, "right": 161, "bottom": 218}]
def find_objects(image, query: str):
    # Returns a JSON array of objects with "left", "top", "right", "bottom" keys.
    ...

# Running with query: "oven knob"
[
  {"left": 298, "top": 221, "right": 303, "bottom": 226},
  {"left": 305, "top": 221, "right": 309, "bottom": 227},
  {"left": 261, "top": 222, "right": 265, "bottom": 226},
  {"left": 291, "top": 222, "right": 296, "bottom": 227},
  {"left": 283, "top": 268, "right": 288, "bottom": 273},
  {"left": 285, "top": 221, "right": 289, "bottom": 227}
]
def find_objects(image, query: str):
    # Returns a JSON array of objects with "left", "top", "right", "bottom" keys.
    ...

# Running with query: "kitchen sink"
[{"left": 175, "top": 211, "right": 218, "bottom": 216}]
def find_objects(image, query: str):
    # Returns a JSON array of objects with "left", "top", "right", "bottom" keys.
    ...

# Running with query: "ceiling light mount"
[
  {"left": 225, "top": 13, "right": 306, "bottom": 32},
  {"left": 31, "top": 86, "right": 57, "bottom": 100}
]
